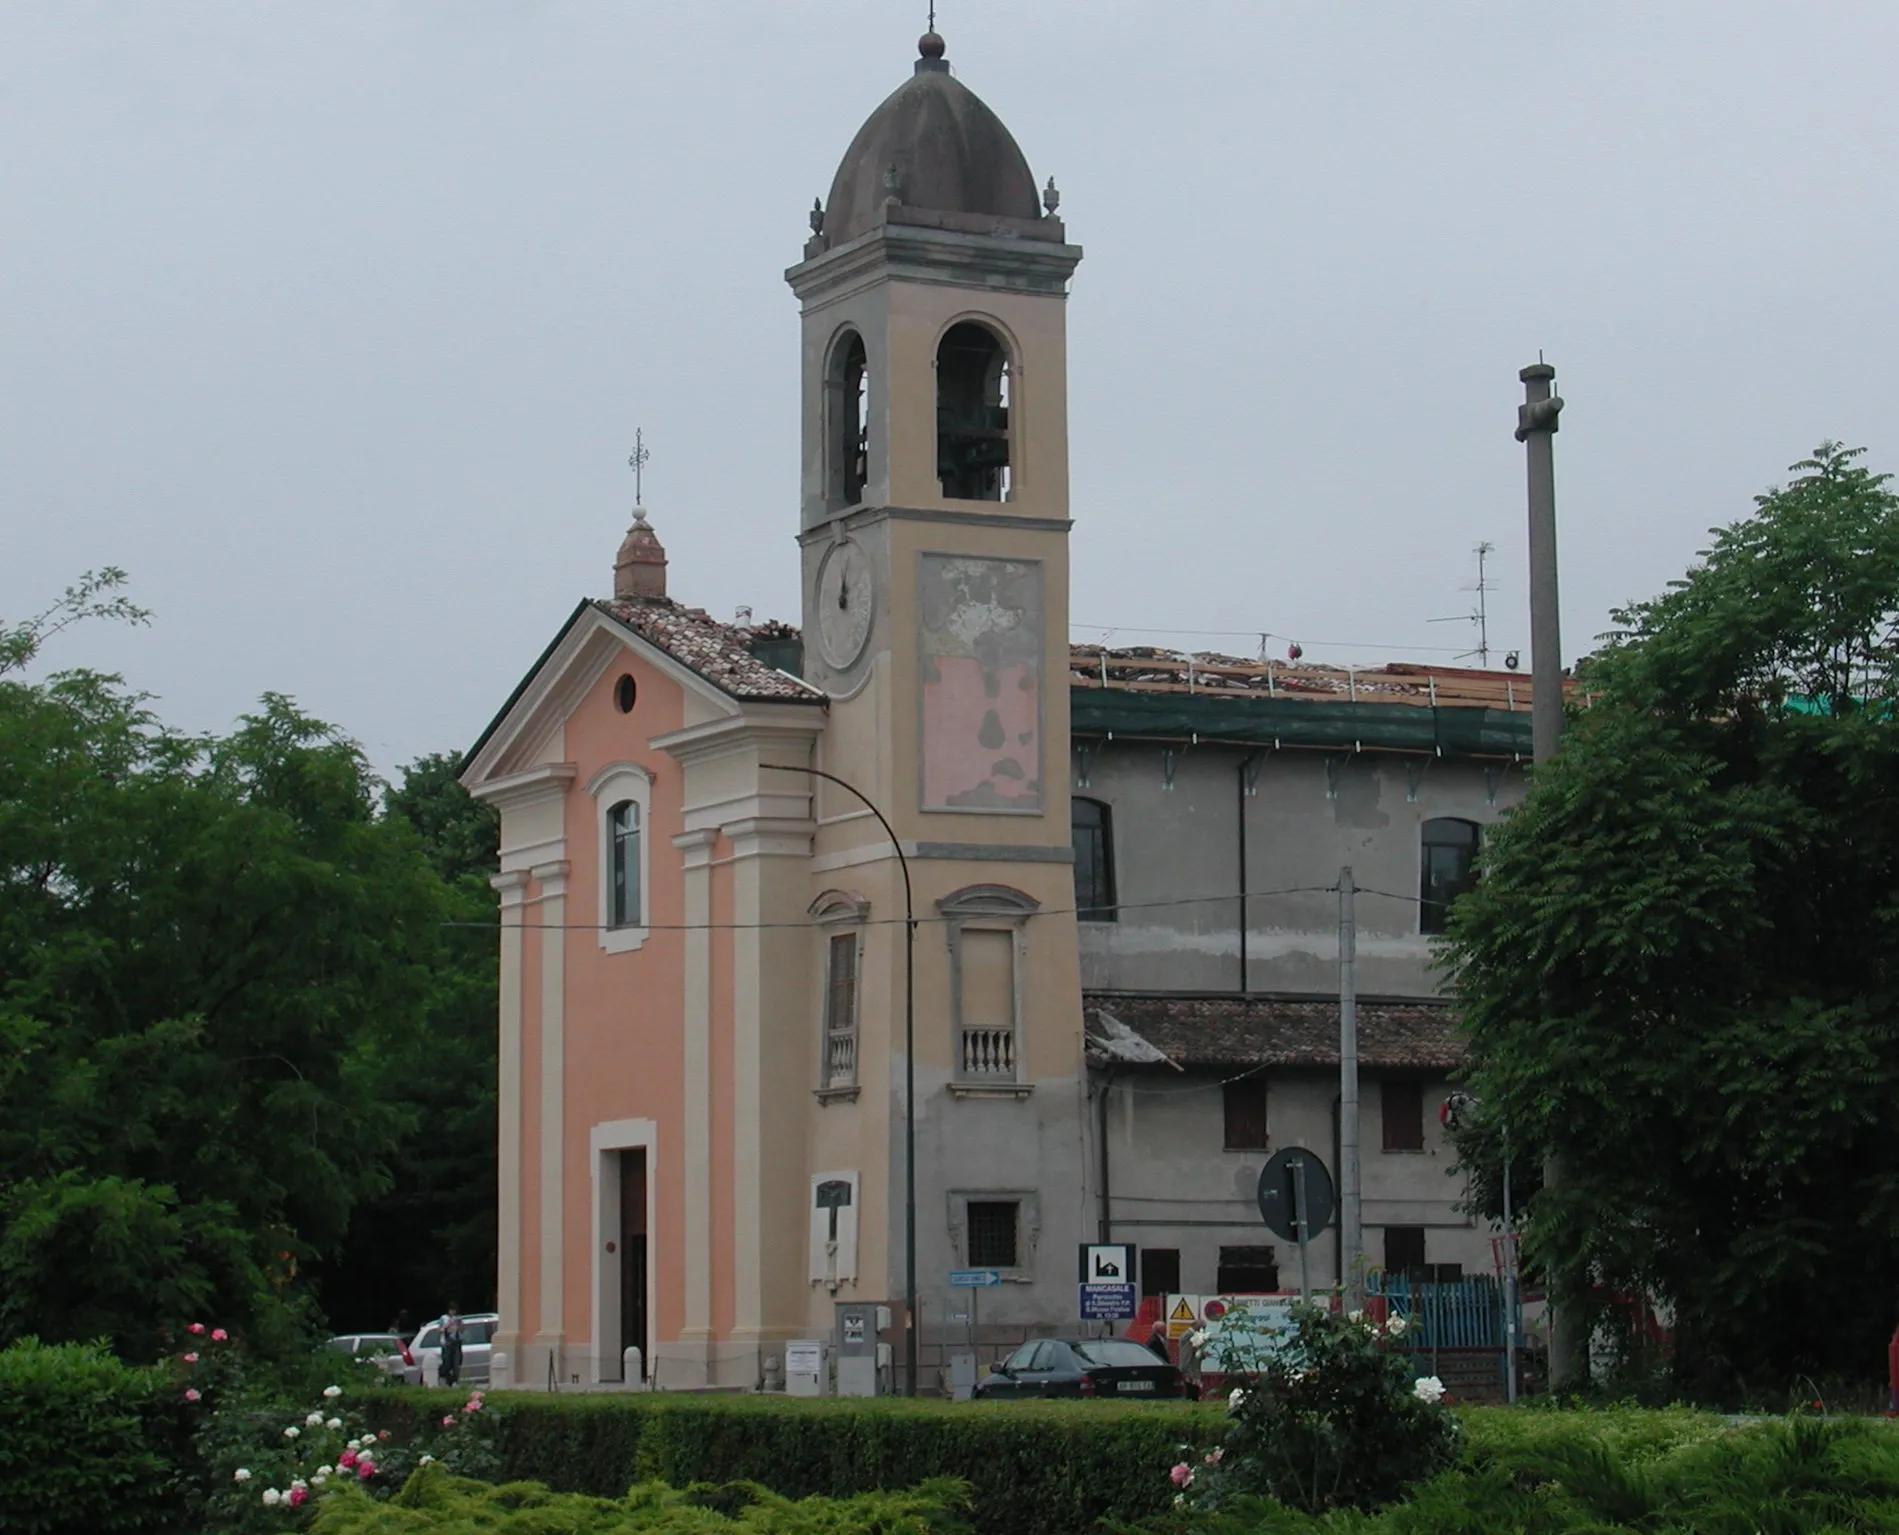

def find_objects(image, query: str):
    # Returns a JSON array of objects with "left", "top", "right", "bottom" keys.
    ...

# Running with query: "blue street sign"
[
  {"left": 1079, "top": 1282, "right": 1138, "bottom": 1320},
  {"left": 949, "top": 1269, "right": 1002, "bottom": 1288}
]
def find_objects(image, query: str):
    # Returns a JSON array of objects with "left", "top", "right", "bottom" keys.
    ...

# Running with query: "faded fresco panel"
[{"left": 918, "top": 554, "right": 1043, "bottom": 812}]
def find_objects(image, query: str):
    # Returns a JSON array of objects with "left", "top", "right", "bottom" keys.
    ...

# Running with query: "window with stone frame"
[
  {"left": 823, "top": 931, "right": 860, "bottom": 1089},
  {"left": 938, "top": 885, "right": 1039, "bottom": 1088}
]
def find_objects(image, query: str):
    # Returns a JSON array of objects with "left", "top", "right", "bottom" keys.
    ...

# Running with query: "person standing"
[{"left": 439, "top": 1307, "right": 465, "bottom": 1388}]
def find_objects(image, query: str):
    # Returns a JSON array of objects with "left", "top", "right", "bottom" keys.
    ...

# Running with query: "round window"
[{"left": 615, "top": 674, "right": 637, "bottom": 714}]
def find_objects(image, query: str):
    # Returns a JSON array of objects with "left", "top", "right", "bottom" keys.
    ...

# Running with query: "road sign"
[
  {"left": 1078, "top": 1242, "right": 1135, "bottom": 1285},
  {"left": 949, "top": 1269, "right": 1001, "bottom": 1288},
  {"left": 1079, "top": 1282, "right": 1137, "bottom": 1321},
  {"left": 1255, "top": 1146, "right": 1336, "bottom": 1242},
  {"left": 1164, "top": 1294, "right": 1200, "bottom": 1339}
]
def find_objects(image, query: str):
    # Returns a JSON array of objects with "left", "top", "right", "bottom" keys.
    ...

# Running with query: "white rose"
[
  {"left": 1227, "top": 1387, "right": 1245, "bottom": 1412},
  {"left": 347, "top": 1439, "right": 362, "bottom": 1451},
  {"left": 1187, "top": 1330, "right": 1207, "bottom": 1349},
  {"left": 325, "top": 1418, "right": 341, "bottom": 1430},
  {"left": 291, "top": 1479, "right": 308, "bottom": 1491},
  {"left": 1347, "top": 1310, "right": 1365, "bottom": 1324},
  {"left": 419, "top": 1454, "right": 435, "bottom": 1465},
  {"left": 262, "top": 1489, "right": 282, "bottom": 1507},
  {"left": 232, "top": 1468, "right": 252, "bottom": 1482},
  {"left": 305, "top": 1411, "right": 324, "bottom": 1426},
  {"left": 1385, "top": 1315, "right": 1408, "bottom": 1338},
  {"left": 322, "top": 1385, "right": 342, "bottom": 1398},
  {"left": 283, "top": 1426, "right": 300, "bottom": 1439},
  {"left": 312, "top": 1474, "right": 328, "bottom": 1487},
  {"left": 1413, "top": 1375, "right": 1446, "bottom": 1404}
]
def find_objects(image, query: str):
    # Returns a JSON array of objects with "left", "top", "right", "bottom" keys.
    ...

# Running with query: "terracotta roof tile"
[
  {"left": 593, "top": 599, "right": 823, "bottom": 704},
  {"left": 1068, "top": 647, "right": 1567, "bottom": 713},
  {"left": 1084, "top": 992, "right": 1464, "bottom": 1072}
]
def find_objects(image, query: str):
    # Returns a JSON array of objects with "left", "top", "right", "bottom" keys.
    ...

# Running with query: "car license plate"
[{"left": 1118, "top": 1380, "right": 1156, "bottom": 1392}]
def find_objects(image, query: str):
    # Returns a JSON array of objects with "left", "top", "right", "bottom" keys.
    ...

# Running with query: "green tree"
[
  {"left": 313, "top": 753, "right": 500, "bottom": 1330},
  {"left": 1443, "top": 443, "right": 1899, "bottom": 1399},
  {"left": 0, "top": 655, "right": 447, "bottom": 1359}
]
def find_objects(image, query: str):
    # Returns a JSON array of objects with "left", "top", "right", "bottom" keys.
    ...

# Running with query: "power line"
[{"left": 442, "top": 883, "right": 1344, "bottom": 934}]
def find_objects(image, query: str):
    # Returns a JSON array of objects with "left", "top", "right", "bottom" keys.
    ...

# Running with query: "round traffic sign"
[{"left": 1255, "top": 1146, "right": 1336, "bottom": 1242}]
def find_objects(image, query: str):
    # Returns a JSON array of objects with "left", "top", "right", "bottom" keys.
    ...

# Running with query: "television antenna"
[{"left": 1429, "top": 541, "right": 1497, "bottom": 665}]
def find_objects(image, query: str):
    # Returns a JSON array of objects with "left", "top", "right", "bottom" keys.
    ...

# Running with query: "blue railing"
[{"left": 1368, "top": 1271, "right": 1503, "bottom": 1349}]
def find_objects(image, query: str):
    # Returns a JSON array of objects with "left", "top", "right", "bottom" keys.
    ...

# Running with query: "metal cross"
[
  {"left": 928, "top": 2, "right": 935, "bottom": 30},
  {"left": 627, "top": 429, "right": 650, "bottom": 504}
]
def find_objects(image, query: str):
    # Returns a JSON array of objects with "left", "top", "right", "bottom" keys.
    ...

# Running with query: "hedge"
[
  {"left": 0, "top": 1338, "right": 193, "bottom": 1535},
  {"left": 362, "top": 1390, "right": 1221, "bottom": 1535}
]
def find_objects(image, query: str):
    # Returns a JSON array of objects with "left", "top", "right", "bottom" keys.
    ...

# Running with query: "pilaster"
[
  {"left": 490, "top": 869, "right": 531, "bottom": 1376},
  {"left": 673, "top": 828, "right": 719, "bottom": 1382},
  {"left": 530, "top": 858, "right": 569, "bottom": 1380}
]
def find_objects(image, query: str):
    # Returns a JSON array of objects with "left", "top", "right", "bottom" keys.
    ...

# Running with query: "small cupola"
[{"left": 613, "top": 508, "right": 667, "bottom": 601}]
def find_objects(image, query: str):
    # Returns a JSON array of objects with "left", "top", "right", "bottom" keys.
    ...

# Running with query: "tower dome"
[{"left": 817, "top": 33, "right": 1045, "bottom": 249}]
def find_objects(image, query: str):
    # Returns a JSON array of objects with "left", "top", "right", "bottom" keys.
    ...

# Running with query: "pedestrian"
[
  {"left": 440, "top": 1306, "right": 465, "bottom": 1388},
  {"left": 1887, "top": 1309, "right": 1899, "bottom": 1417},
  {"left": 1145, "top": 1322, "right": 1171, "bottom": 1363}
]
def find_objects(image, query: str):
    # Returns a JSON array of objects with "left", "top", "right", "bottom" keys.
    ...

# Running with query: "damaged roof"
[
  {"left": 592, "top": 599, "right": 823, "bottom": 703},
  {"left": 1085, "top": 992, "right": 1464, "bottom": 1072},
  {"left": 1071, "top": 647, "right": 1558, "bottom": 712}
]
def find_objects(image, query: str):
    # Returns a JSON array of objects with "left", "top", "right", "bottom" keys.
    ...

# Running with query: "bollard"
[
  {"left": 490, "top": 1351, "right": 512, "bottom": 1390},
  {"left": 622, "top": 1346, "right": 645, "bottom": 1390}
]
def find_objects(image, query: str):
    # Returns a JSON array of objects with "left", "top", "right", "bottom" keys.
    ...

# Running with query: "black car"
[{"left": 973, "top": 1337, "right": 1193, "bottom": 1399}]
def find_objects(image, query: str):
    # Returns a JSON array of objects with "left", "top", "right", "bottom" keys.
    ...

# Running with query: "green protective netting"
[{"left": 1070, "top": 687, "right": 1534, "bottom": 758}]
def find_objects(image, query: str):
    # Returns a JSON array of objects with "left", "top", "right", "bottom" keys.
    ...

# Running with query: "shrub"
[
  {"left": 307, "top": 1464, "right": 972, "bottom": 1533},
  {"left": 0, "top": 1337, "right": 186, "bottom": 1535},
  {"left": 1174, "top": 1305, "right": 1460, "bottom": 1514},
  {"left": 360, "top": 1391, "right": 1219, "bottom": 1535}
]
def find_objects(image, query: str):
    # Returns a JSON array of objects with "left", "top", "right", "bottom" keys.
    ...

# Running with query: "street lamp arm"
[
  {"left": 763, "top": 763, "right": 913, "bottom": 924},
  {"left": 761, "top": 760, "right": 920, "bottom": 1398}
]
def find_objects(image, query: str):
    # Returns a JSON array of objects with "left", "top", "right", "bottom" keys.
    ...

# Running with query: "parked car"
[
  {"left": 973, "top": 1337, "right": 1193, "bottom": 1399},
  {"left": 326, "top": 1333, "right": 412, "bottom": 1381},
  {"left": 403, "top": 1313, "right": 499, "bottom": 1387}
]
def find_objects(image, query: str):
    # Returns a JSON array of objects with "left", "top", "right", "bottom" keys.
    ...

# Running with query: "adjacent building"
[{"left": 460, "top": 31, "right": 1538, "bottom": 1392}]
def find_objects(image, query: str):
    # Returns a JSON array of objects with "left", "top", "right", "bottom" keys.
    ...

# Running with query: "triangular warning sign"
[{"left": 1169, "top": 1297, "right": 1195, "bottom": 1322}]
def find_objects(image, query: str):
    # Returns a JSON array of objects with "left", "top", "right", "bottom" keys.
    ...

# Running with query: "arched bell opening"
[
  {"left": 824, "top": 328, "right": 870, "bottom": 510},
  {"left": 935, "top": 321, "right": 1012, "bottom": 502}
]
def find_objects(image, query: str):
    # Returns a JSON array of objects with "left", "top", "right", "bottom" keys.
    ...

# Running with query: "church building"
[{"left": 460, "top": 31, "right": 1540, "bottom": 1393}]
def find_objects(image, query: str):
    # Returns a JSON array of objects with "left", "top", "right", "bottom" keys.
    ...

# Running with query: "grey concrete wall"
[
  {"left": 1094, "top": 1067, "right": 1492, "bottom": 1294},
  {"left": 1075, "top": 744, "right": 1526, "bottom": 996}
]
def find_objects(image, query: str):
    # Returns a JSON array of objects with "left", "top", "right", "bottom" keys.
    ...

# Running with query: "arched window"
[
  {"left": 826, "top": 329, "right": 869, "bottom": 509},
  {"left": 609, "top": 799, "right": 642, "bottom": 928},
  {"left": 1419, "top": 818, "right": 1480, "bottom": 935},
  {"left": 1071, "top": 797, "right": 1116, "bottom": 922},
  {"left": 936, "top": 321, "right": 1011, "bottom": 501}
]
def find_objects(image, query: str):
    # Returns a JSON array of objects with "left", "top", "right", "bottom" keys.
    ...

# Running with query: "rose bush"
[{"left": 1170, "top": 1304, "right": 1460, "bottom": 1514}]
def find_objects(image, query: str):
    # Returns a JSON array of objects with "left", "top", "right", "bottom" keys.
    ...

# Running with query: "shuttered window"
[
  {"left": 1222, "top": 1078, "right": 1269, "bottom": 1150},
  {"left": 1382, "top": 1079, "right": 1425, "bottom": 1152}
]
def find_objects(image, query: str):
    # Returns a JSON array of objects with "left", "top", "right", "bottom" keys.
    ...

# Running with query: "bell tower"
[{"left": 785, "top": 29, "right": 1088, "bottom": 1377}]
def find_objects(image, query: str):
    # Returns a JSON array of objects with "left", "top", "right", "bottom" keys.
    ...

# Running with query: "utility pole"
[
  {"left": 1515, "top": 359, "right": 1581, "bottom": 1390},
  {"left": 1338, "top": 866, "right": 1362, "bottom": 1310}
]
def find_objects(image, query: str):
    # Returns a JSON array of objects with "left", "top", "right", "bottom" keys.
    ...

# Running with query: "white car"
[
  {"left": 403, "top": 1313, "right": 498, "bottom": 1387},
  {"left": 327, "top": 1333, "right": 412, "bottom": 1381}
]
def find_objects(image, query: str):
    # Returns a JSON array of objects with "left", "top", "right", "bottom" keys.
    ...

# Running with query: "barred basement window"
[{"left": 966, "top": 1200, "right": 1020, "bottom": 1269}]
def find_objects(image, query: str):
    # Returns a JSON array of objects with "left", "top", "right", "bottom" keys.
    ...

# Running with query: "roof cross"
[{"left": 627, "top": 428, "right": 650, "bottom": 505}]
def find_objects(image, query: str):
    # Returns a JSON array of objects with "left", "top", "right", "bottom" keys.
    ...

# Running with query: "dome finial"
[{"left": 917, "top": 11, "right": 947, "bottom": 72}]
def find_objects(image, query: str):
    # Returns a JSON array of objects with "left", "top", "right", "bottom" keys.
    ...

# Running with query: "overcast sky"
[{"left": 6, "top": 2, "right": 1896, "bottom": 773}]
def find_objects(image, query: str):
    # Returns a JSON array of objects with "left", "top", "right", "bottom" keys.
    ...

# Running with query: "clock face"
[{"left": 815, "top": 539, "right": 875, "bottom": 670}]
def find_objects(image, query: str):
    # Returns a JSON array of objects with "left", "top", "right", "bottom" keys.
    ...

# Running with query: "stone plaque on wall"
[{"left": 917, "top": 554, "right": 1043, "bottom": 812}]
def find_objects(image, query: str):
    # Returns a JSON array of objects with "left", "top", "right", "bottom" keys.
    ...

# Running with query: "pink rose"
[
  {"left": 441, "top": 1415, "right": 457, "bottom": 1427},
  {"left": 357, "top": 1461, "right": 376, "bottom": 1480},
  {"left": 464, "top": 1399, "right": 481, "bottom": 1413},
  {"left": 211, "top": 1328, "right": 228, "bottom": 1342},
  {"left": 1170, "top": 1463, "right": 1193, "bottom": 1487},
  {"left": 289, "top": 1486, "right": 308, "bottom": 1507},
  {"left": 183, "top": 1352, "right": 199, "bottom": 1364},
  {"left": 187, "top": 1323, "right": 206, "bottom": 1335},
  {"left": 338, "top": 1450, "right": 357, "bottom": 1469},
  {"left": 184, "top": 1388, "right": 202, "bottom": 1402},
  {"left": 379, "top": 1430, "right": 391, "bottom": 1439}
]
